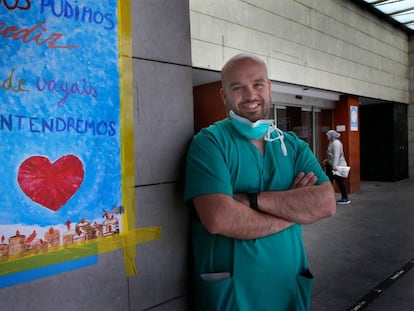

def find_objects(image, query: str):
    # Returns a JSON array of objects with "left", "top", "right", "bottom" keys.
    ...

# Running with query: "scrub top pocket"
[
  {"left": 196, "top": 273, "right": 235, "bottom": 311},
  {"left": 295, "top": 269, "right": 314, "bottom": 311}
]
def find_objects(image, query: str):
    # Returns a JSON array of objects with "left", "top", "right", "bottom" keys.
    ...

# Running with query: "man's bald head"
[{"left": 221, "top": 54, "right": 269, "bottom": 86}]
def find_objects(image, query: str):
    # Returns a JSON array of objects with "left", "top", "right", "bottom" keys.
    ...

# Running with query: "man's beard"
[{"left": 227, "top": 98, "right": 271, "bottom": 122}]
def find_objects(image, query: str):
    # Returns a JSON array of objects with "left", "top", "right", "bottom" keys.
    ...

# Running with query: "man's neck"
[{"left": 249, "top": 138, "right": 265, "bottom": 154}]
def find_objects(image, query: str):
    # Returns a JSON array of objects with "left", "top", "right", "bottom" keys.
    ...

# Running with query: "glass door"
[{"left": 271, "top": 104, "right": 333, "bottom": 162}]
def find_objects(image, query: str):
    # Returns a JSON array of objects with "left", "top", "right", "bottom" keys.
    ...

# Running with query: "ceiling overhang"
[{"left": 351, "top": 0, "right": 414, "bottom": 33}]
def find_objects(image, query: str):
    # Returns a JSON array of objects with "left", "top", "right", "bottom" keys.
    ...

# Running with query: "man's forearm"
[
  {"left": 217, "top": 206, "right": 295, "bottom": 240},
  {"left": 257, "top": 182, "right": 336, "bottom": 224},
  {"left": 194, "top": 194, "right": 294, "bottom": 240}
]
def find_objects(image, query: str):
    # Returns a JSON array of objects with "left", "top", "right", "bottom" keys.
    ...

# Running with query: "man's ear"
[{"left": 219, "top": 88, "right": 226, "bottom": 104}]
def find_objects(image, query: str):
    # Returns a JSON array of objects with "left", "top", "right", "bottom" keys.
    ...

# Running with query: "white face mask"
[{"left": 229, "top": 111, "right": 287, "bottom": 156}]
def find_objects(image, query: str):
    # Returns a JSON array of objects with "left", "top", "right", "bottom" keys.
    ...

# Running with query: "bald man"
[{"left": 185, "top": 54, "right": 336, "bottom": 311}]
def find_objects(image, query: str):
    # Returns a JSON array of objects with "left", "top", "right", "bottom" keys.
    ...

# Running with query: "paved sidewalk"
[{"left": 303, "top": 179, "right": 414, "bottom": 311}]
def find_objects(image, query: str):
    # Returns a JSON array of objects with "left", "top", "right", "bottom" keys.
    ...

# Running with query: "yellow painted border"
[
  {"left": 100, "top": 0, "right": 163, "bottom": 276},
  {"left": 119, "top": 0, "right": 139, "bottom": 276}
]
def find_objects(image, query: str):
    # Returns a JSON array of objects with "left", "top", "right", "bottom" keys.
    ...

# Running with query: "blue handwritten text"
[
  {"left": 40, "top": 0, "right": 115, "bottom": 30},
  {"left": 1, "top": 114, "right": 117, "bottom": 136},
  {"left": 36, "top": 77, "right": 98, "bottom": 107}
]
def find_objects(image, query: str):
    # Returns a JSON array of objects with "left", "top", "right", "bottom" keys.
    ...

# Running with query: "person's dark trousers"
[
  {"left": 333, "top": 175, "right": 348, "bottom": 200},
  {"left": 325, "top": 164, "right": 348, "bottom": 200},
  {"left": 325, "top": 164, "right": 334, "bottom": 182}
]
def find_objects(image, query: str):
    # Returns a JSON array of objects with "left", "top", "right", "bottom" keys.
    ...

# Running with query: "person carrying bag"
[{"left": 323, "top": 130, "right": 351, "bottom": 205}]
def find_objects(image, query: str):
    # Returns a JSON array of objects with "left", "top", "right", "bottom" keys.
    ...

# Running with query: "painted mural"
[{"left": 0, "top": 0, "right": 123, "bottom": 270}]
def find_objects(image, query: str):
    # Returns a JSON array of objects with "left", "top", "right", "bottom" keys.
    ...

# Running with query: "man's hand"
[
  {"left": 290, "top": 172, "right": 318, "bottom": 189},
  {"left": 259, "top": 179, "right": 336, "bottom": 224}
]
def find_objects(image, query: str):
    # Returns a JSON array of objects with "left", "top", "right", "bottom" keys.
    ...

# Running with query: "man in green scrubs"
[{"left": 185, "top": 54, "right": 336, "bottom": 311}]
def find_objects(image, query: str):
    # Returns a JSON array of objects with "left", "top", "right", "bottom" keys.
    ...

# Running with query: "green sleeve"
[{"left": 184, "top": 130, "right": 233, "bottom": 203}]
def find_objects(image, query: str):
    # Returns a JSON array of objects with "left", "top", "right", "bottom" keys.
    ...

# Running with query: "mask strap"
[{"left": 264, "top": 125, "right": 288, "bottom": 156}]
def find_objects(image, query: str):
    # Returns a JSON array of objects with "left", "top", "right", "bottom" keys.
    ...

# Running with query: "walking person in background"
[{"left": 323, "top": 130, "right": 351, "bottom": 205}]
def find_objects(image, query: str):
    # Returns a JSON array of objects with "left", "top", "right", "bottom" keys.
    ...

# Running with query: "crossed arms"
[{"left": 192, "top": 172, "right": 336, "bottom": 240}]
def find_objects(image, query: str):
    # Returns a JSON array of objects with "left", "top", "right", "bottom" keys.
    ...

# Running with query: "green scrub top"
[{"left": 185, "top": 119, "right": 329, "bottom": 311}]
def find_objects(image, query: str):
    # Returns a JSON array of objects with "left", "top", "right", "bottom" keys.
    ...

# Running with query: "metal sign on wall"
[{"left": 0, "top": 0, "right": 140, "bottom": 287}]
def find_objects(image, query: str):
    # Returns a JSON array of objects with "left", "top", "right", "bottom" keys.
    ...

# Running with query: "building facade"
[{"left": 1, "top": 1, "right": 412, "bottom": 310}]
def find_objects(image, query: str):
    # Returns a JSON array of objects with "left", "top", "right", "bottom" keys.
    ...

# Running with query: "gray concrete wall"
[
  {"left": 190, "top": 0, "right": 409, "bottom": 103},
  {"left": 130, "top": 0, "right": 193, "bottom": 309},
  {"left": 0, "top": 1, "right": 193, "bottom": 310}
]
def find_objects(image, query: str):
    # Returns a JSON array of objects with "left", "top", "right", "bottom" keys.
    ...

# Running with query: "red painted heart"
[{"left": 17, "top": 155, "right": 84, "bottom": 211}]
